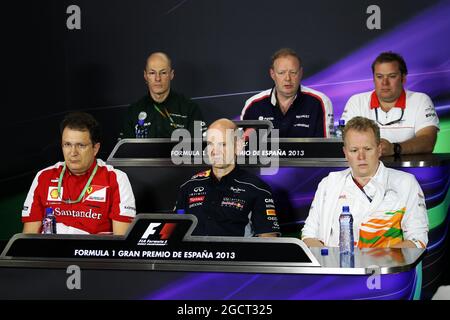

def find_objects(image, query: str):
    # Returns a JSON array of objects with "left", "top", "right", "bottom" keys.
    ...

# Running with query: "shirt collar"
[
  {"left": 210, "top": 165, "right": 240, "bottom": 184},
  {"left": 148, "top": 89, "right": 173, "bottom": 105},
  {"left": 270, "top": 86, "right": 300, "bottom": 107},
  {"left": 350, "top": 161, "right": 387, "bottom": 198},
  {"left": 66, "top": 159, "right": 98, "bottom": 177},
  {"left": 370, "top": 90, "right": 406, "bottom": 110}
]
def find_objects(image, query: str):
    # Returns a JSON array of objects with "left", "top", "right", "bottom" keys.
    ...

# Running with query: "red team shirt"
[{"left": 22, "top": 159, "right": 136, "bottom": 234}]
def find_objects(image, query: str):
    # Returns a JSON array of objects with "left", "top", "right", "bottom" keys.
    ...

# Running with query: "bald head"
[
  {"left": 143, "top": 52, "right": 174, "bottom": 102},
  {"left": 145, "top": 52, "right": 172, "bottom": 70},
  {"left": 206, "top": 119, "right": 241, "bottom": 172},
  {"left": 208, "top": 118, "right": 237, "bottom": 131}
]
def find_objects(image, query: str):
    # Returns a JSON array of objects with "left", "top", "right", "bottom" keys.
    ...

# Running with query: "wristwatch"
[{"left": 393, "top": 143, "right": 402, "bottom": 157}]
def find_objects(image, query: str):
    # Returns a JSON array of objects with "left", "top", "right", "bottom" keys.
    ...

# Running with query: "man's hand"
[
  {"left": 302, "top": 238, "right": 325, "bottom": 247},
  {"left": 22, "top": 221, "right": 41, "bottom": 234},
  {"left": 380, "top": 138, "right": 394, "bottom": 156}
]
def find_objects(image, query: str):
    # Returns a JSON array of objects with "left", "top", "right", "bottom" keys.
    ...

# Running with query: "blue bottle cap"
[
  {"left": 45, "top": 208, "right": 53, "bottom": 215},
  {"left": 339, "top": 119, "right": 346, "bottom": 126},
  {"left": 321, "top": 248, "right": 329, "bottom": 256},
  {"left": 176, "top": 209, "right": 185, "bottom": 214},
  {"left": 342, "top": 206, "right": 350, "bottom": 213}
]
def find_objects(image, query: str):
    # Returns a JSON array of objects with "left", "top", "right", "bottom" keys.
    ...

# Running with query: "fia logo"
[{"left": 138, "top": 222, "right": 176, "bottom": 246}]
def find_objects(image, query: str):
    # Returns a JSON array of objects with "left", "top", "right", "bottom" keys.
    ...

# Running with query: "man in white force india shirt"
[{"left": 302, "top": 117, "right": 428, "bottom": 249}]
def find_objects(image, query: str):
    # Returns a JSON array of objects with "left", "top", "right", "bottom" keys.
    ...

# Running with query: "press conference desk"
[
  {"left": 105, "top": 139, "right": 450, "bottom": 299},
  {"left": 0, "top": 140, "right": 444, "bottom": 300},
  {"left": 0, "top": 214, "right": 425, "bottom": 300}
]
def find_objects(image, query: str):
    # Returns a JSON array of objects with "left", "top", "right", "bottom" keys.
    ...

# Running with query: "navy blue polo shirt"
[
  {"left": 175, "top": 167, "right": 280, "bottom": 237},
  {"left": 241, "top": 86, "right": 331, "bottom": 137}
]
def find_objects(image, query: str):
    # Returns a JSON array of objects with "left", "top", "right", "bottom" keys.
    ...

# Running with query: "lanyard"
[
  {"left": 153, "top": 104, "right": 176, "bottom": 128},
  {"left": 352, "top": 176, "right": 373, "bottom": 203},
  {"left": 57, "top": 162, "right": 98, "bottom": 204},
  {"left": 374, "top": 107, "right": 404, "bottom": 126}
]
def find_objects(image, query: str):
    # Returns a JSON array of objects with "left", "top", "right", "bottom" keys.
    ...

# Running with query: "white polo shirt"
[{"left": 341, "top": 90, "right": 439, "bottom": 143}]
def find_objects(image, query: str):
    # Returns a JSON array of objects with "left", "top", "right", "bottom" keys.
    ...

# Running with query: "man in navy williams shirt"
[{"left": 241, "top": 48, "right": 333, "bottom": 138}]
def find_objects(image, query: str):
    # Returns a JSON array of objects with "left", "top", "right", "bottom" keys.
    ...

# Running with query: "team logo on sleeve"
[
  {"left": 83, "top": 185, "right": 107, "bottom": 202},
  {"left": 193, "top": 170, "right": 211, "bottom": 178},
  {"left": 264, "top": 198, "right": 275, "bottom": 209},
  {"left": 47, "top": 187, "right": 62, "bottom": 201}
]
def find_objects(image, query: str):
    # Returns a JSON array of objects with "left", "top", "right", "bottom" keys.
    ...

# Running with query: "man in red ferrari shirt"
[{"left": 22, "top": 112, "right": 136, "bottom": 235}]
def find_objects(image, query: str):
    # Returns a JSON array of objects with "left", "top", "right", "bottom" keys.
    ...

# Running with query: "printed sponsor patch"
[
  {"left": 221, "top": 198, "right": 246, "bottom": 210},
  {"left": 230, "top": 186, "right": 245, "bottom": 193},
  {"left": 193, "top": 170, "right": 211, "bottom": 178},
  {"left": 189, "top": 196, "right": 205, "bottom": 204},
  {"left": 258, "top": 116, "right": 274, "bottom": 121},
  {"left": 293, "top": 123, "right": 309, "bottom": 128},
  {"left": 47, "top": 187, "right": 62, "bottom": 201},
  {"left": 83, "top": 185, "right": 107, "bottom": 202}
]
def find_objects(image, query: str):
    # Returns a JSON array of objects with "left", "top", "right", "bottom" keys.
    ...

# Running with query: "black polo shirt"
[
  {"left": 121, "top": 90, "right": 206, "bottom": 138},
  {"left": 175, "top": 167, "right": 280, "bottom": 237},
  {"left": 242, "top": 86, "right": 331, "bottom": 137}
]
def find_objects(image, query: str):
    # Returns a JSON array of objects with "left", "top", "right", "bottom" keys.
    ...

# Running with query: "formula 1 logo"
[{"left": 138, "top": 222, "right": 177, "bottom": 246}]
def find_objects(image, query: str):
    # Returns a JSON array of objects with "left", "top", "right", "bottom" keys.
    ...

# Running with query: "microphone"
[
  {"left": 135, "top": 112, "right": 148, "bottom": 138},
  {"left": 138, "top": 111, "right": 147, "bottom": 125}
]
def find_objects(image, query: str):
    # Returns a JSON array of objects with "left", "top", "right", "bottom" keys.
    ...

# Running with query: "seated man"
[
  {"left": 175, "top": 119, "right": 280, "bottom": 237},
  {"left": 302, "top": 116, "right": 428, "bottom": 248},
  {"left": 241, "top": 48, "right": 334, "bottom": 138},
  {"left": 121, "top": 51, "right": 206, "bottom": 138},
  {"left": 22, "top": 112, "right": 136, "bottom": 235},
  {"left": 342, "top": 51, "right": 439, "bottom": 156}
]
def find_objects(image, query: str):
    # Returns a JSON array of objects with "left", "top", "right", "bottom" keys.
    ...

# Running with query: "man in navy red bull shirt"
[{"left": 175, "top": 119, "right": 280, "bottom": 237}]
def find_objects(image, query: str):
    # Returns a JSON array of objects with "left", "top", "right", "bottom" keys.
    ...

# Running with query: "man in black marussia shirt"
[{"left": 175, "top": 119, "right": 280, "bottom": 237}]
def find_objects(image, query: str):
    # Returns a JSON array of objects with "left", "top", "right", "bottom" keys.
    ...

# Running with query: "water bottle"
[
  {"left": 335, "top": 119, "right": 345, "bottom": 138},
  {"left": 339, "top": 205, "right": 354, "bottom": 255},
  {"left": 42, "top": 208, "right": 57, "bottom": 234},
  {"left": 340, "top": 251, "right": 355, "bottom": 268}
]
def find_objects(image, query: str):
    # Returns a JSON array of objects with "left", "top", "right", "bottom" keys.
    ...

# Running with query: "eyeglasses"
[
  {"left": 146, "top": 70, "right": 171, "bottom": 78},
  {"left": 374, "top": 108, "right": 404, "bottom": 126},
  {"left": 275, "top": 70, "right": 300, "bottom": 77},
  {"left": 62, "top": 142, "right": 92, "bottom": 151}
]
